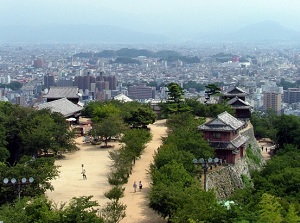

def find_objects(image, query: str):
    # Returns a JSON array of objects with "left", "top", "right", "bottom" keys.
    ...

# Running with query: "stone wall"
[
  {"left": 206, "top": 159, "right": 249, "bottom": 199},
  {"left": 205, "top": 123, "right": 264, "bottom": 199}
]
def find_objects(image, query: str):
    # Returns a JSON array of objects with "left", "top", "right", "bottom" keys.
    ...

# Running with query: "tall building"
[
  {"left": 128, "top": 84, "right": 155, "bottom": 100},
  {"left": 16, "top": 95, "right": 26, "bottom": 106},
  {"left": 263, "top": 92, "right": 282, "bottom": 115},
  {"left": 33, "top": 59, "right": 44, "bottom": 68},
  {"left": 283, "top": 88, "right": 300, "bottom": 104},
  {"left": 74, "top": 75, "right": 95, "bottom": 91},
  {"left": 44, "top": 75, "right": 56, "bottom": 89},
  {"left": 56, "top": 79, "right": 73, "bottom": 87},
  {"left": 95, "top": 73, "right": 117, "bottom": 90}
]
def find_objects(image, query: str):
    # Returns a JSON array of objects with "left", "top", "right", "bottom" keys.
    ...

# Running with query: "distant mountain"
[
  {"left": 195, "top": 21, "right": 300, "bottom": 43},
  {"left": 0, "top": 24, "right": 168, "bottom": 43}
]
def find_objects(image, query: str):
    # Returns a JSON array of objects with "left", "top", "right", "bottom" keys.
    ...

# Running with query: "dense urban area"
[
  {"left": 1, "top": 42, "right": 300, "bottom": 223},
  {"left": 1, "top": 43, "right": 300, "bottom": 115}
]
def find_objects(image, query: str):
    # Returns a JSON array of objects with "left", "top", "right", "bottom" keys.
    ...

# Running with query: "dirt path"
[
  {"left": 258, "top": 139, "right": 275, "bottom": 161},
  {"left": 46, "top": 137, "right": 117, "bottom": 207},
  {"left": 120, "top": 119, "right": 167, "bottom": 223}
]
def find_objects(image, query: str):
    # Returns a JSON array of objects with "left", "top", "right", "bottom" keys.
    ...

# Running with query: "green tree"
[
  {"left": 101, "top": 200, "right": 126, "bottom": 223},
  {"left": 0, "top": 156, "right": 59, "bottom": 203},
  {"left": 104, "top": 186, "right": 125, "bottom": 201},
  {"left": 205, "top": 83, "right": 221, "bottom": 103},
  {"left": 120, "top": 128, "right": 152, "bottom": 163},
  {"left": 61, "top": 196, "right": 103, "bottom": 223},
  {"left": 89, "top": 115, "right": 125, "bottom": 147},
  {"left": 152, "top": 144, "right": 196, "bottom": 173},
  {"left": 92, "top": 103, "right": 121, "bottom": 123},
  {"left": 124, "top": 107, "right": 157, "bottom": 128},
  {"left": 274, "top": 114, "right": 300, "bottom": 148},
  {"left": 173, "top": 186, "right": 228, "bottom": 223},
  {"left": 257, "top": 193, "right": 283, "bottom": 223},
  {"left": 167, "top": 82, "right": 184, "bottom": 103},
  {"left": 149, "top": 161, "right": 195, "bottom": 219},
  {"left": 162, "top": 82, "right": 191, "bottom": 115},
  {"left": 285, "top": 204, "right": 300, "bottom": 223},
  {"left": 0, "top": 196, "right": 58, "bottom": 223}
]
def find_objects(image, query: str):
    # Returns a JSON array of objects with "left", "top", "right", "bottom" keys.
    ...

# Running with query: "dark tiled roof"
[
  {"left": 35, "top": 98, "right": 83, "bottom": 117},
  {"left": 223, "top": 86, "right": 248, "bottom": 96},
  {"left": 198, "top": 111, "right": 245, "bottom": 132},
  {"left": 209, "top": 135, "right": 249, "bottom": 150},
  {"left": 227, "top": 96, "right": 251, "bottom": 109},
  {"left": 44, "top": 87, "right": 79, "bottom": 99}
]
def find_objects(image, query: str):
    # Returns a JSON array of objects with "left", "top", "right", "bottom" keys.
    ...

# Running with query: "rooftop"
[
  {"left": 198, "top": 111, "right": 245, "bottom": 132},
  {"left": 35, "top": 98, "right": 83, "bottom": 117},
  {"left": 44, "top": 87, "right": 79, "bottom": 99}
]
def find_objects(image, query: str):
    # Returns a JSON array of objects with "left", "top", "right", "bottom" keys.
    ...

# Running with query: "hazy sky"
[{"left": 1, "top": 0, "right": 300, "bottom": 35}]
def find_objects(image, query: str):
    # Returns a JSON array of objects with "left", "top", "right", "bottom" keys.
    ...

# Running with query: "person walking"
[
  {"left": 82, "top": 169, "right": 87, "bottom": 179},
  {"left": 139, "top": 181, "right": 143, "bottom": 191},
  {"left": 133, "top": 181, "right": 137, "bottom": 192}
]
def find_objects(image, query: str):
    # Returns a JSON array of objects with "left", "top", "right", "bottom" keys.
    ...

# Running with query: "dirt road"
[{"left": 120, "top": 119, "right": 167, "bottom": 223}]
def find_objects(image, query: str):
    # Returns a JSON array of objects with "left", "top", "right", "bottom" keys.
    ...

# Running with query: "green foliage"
[
  {"left": 120, "top": 128, "right": 152, "bottom": 159},
  {"left": 89, "top": 115, "right": 126, "bottom": 147},
  {"left": 0, "top": 147, "right": 9, "bottom": 162},
  {"left": 110, "top": 57, "right": 141, "bottom": 65},
  {"left": 61, "top": 196, "right": 103, "bottom": 223},
  {"left": 0, "top": 196, "right": 58, "bottom": 223},
  {"left": 107, "top": 170, "right": 128, "bottom": 186},
  {"left": 172, "top": 186, "right": 228, "bottom": 223},
  {"left": 0, "top": 81, "right": 22, "bottom": 90},
  {"left": 205, "top": 83, "right": 221, "bottom": 97},
  {"left": 164, "top": 114, "right": 214, "bottom": 158},
  {"left": 101, "top": 200, "right": 126, "bottom": 223},
  {"left": 241, "top": 174, "right": 252, "bottom": 188},
  {"left": 151, "top": 161, "right": 194, "bottom": 187},
  {"left": 0, "top": 103, "right": 75, "bottom": 164},
  {"left": 162, "top": 82, "right": 192, "bottom": 116},
  {"left": 124, "top": 107, "right": 156, "bottom": 128},
  {"left": 257, "top": 193, "right": 283, "bottom": 223},
  {"left": 92, "top": 103, "right": 121, "bottom": 122},
  {"left": 230, "top": 147, "right": 300, "bottom": 222},
  {"left": 167, "top": 82, "right": 184, "bottom": 102},
  {"left": 252, "top": 146, "right": 300, "bottom": 202},
  {"left": 285, "top": 204, "right": 300, "bottom": 223},
  {"left": 183, "top": 81, "right": 206, "bottom": 92},
  {"left": 104, "top": 186, "right": 125, "bottom": 201},
  {"left": 152, "top": 144, "right": 196, "bottom": 174},
  {"left": 246, "top": 145, "right": 261, "bottom": 165},
  {"left": 20, "top": 110, "right": 75, "bottom": 156},
  {"left": 0, "top": 156, "right": 60, "bottom": 203},
  {"left": 185, "top": 98, "right": 234, "bottom": 117},
  {"left": 149, "top": 111, "right": 221, "bottom": 222},
  {"left": 0, "top": 195, "right": 104, "bottom": 223},
  {"left": 278, "top": 78, "right": 300, "bottom": 90},
  {"left": 274, "top": 114, "right": 300, "bottom": 148}
]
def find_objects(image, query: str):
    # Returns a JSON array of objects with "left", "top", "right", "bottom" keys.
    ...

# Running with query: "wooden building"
[
  {"left": 35, "top": 98, "right": 83, "bottom": 118},
  {"left": 223, "top": 86, "right": 248, "bottom": 101},
  {"left": 227, "top": 96, "right": 251, "bottom": 119},
  {"left": 198, "top": 111, "right": 249, "bottom": 164},
  {"left": 44, "top": 87, "right": 80, "bottom": 104},
  {"left": 223, "top": 86, "right": 251, "bottom": 119}
]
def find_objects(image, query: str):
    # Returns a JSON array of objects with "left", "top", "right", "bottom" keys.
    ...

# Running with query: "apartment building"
[{"left": 263, "top": 92, "right": 282, "bottom": 115}]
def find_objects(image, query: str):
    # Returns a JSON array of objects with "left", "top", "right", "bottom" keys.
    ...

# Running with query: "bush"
[{"left": 104, "top": 186, "right": 125, "bottom": 201}]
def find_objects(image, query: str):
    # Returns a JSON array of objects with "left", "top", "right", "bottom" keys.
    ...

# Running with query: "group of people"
[
  {"left": 133, "top": 181, "right": 143, "bottom": 192},
  {"left": 81, "top": 164, "right": 143, "bottom": 192}
]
